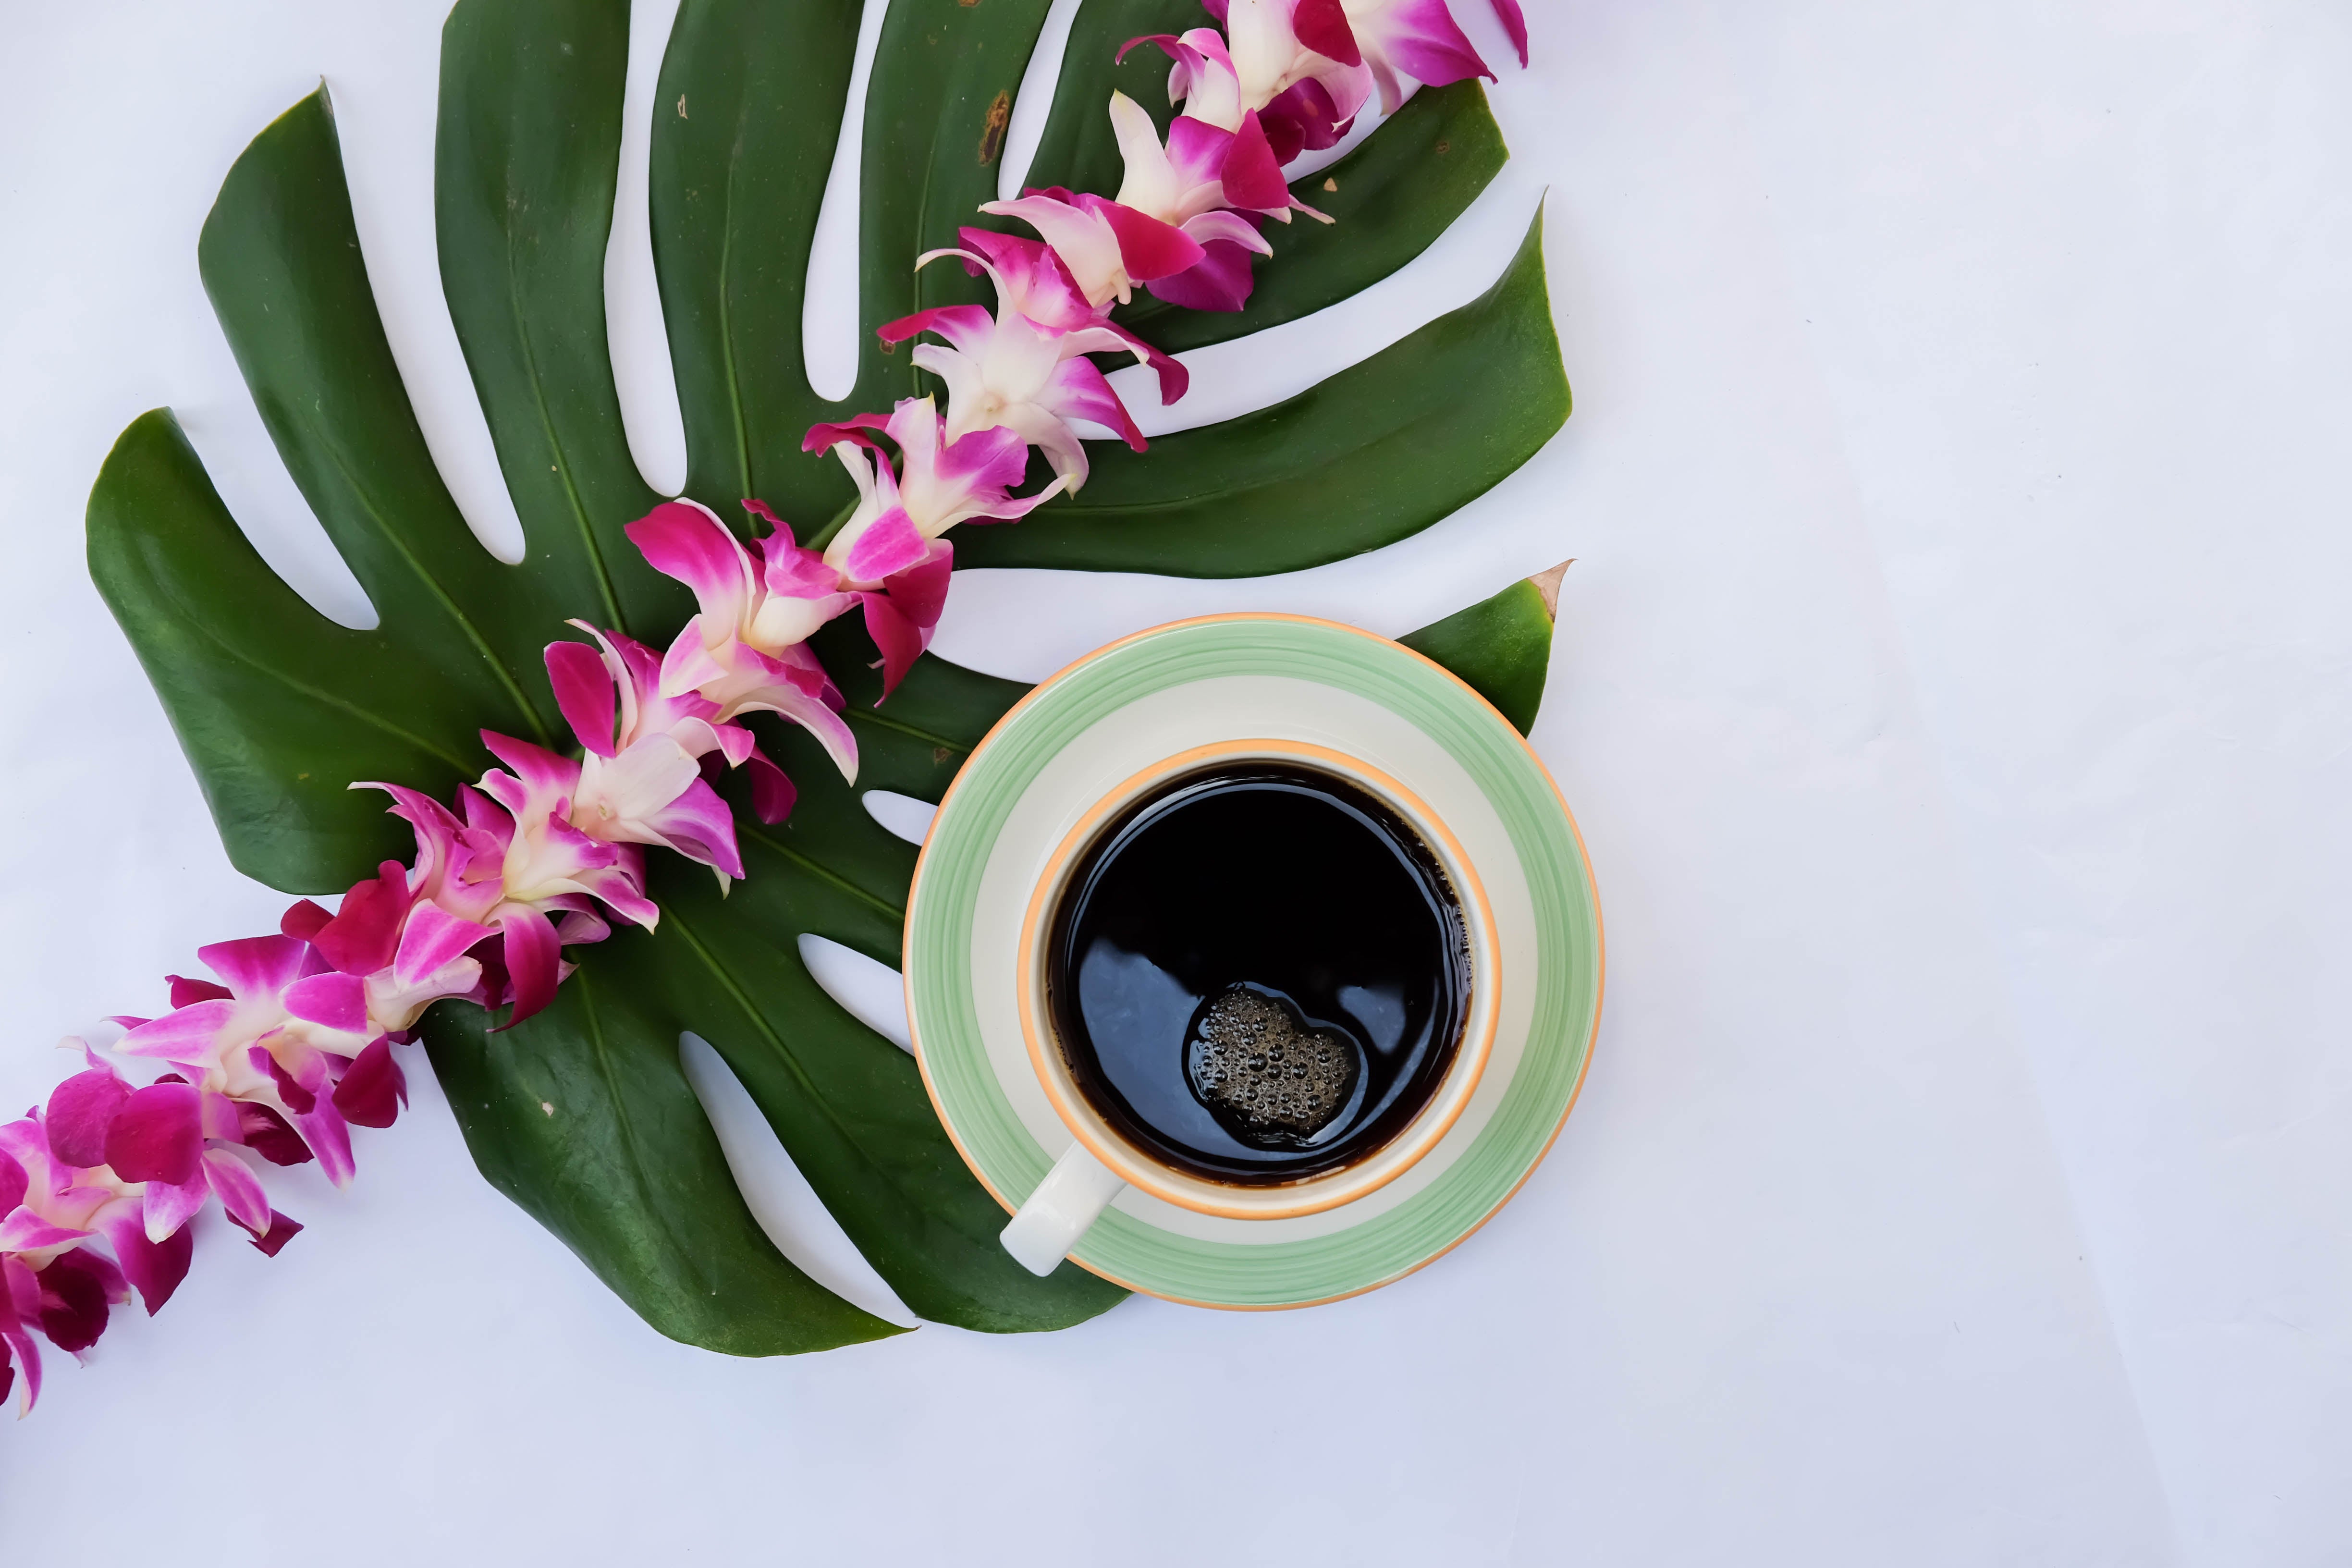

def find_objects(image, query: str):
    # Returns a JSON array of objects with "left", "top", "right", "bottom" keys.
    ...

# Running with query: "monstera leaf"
[{"left": 85, "top": 0, "right": 1569, "bottom": 1353}]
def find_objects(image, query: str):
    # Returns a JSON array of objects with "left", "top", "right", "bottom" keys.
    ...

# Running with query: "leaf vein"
[{"left": 314, "top": 438, "right": 553, "bottom": 746}]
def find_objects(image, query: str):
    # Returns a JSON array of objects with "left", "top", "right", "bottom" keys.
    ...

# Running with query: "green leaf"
[
  {"left": 91, "top": 415, "right": 899, "bottom": 1349},
  {"left": 1020, "top": 0, "right": 1200, "bottom": 204},
  {"left": 1398, "top": 568, "right": 1564, "bottom": 736},
  {"left": 86, "top": 0, "right": 1571, "bottom": 1355},
  {"left": 651, "top": 0, "right": 1061, "bottom": 521},
  {"left": 954, "top": 207, "right": 1569, "bottom": 576},
  {"left": 649, "top": 0, "right": 864, "bottom": 519},
  {"left": 197, "top": 88, "right": 566, "bottom": 752},
  {"left": 87, "top": 410, "right": 475, "bottom": 891}
]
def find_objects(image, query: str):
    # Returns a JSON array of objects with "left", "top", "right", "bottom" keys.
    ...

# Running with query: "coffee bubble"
[{"left": 1185, "top": 986, "right": 1362, "bottom": 1146}]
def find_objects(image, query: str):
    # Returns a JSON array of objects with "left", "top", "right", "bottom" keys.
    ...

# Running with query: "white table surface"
[{"left": 2, "top": 2, "right": 2345, "bottom": 1563}]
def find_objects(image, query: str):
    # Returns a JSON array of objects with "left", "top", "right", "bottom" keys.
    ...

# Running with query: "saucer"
[{"left": 904, "top": 614, "right": 1604, "bottom": 1308}]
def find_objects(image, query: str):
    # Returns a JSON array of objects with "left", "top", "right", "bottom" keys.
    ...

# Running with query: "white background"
[{"left": 1, "top": 1, "right": 2346, "bottom": 1563}]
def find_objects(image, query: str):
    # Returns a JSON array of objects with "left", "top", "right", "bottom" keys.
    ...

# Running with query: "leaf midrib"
[
  {"left": 738, "top": 823, "right": 905, "bottom": 921},
  {"left": 159, "top": 576, "right": 478, "bottom": 773},
  {"left": 502, "top": 201, "right": 627, "bottom": 632},
  {"left": 844, "top": 703, "right": 968, "bottom": 754},
  {"left": 720, "top": 114, "right": 754, "bottom": 503}
]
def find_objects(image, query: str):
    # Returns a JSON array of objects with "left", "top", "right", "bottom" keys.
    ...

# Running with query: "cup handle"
[{"left": 1001, "top": 1141, "right": 1127, "bottom": 1276}]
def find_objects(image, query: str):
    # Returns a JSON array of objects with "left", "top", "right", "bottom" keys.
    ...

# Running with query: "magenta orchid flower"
[
  {"left": 1110, "top": 92, "right": 1319, "bottom": 229},
  {"left": 2, "top": 1243, "right": 128, "bottom": 1417},
  {"left": 1339, "top": 0, "right": 1504, "bottom": 113},
  {"left": 1, "top": 1055, "right": 300, "bottom": 1413},
  {"left": 113, "top": 935, "right": 385, "bottom": 1189},
  {"left": 296, "top": 862, "right": 498, "bottom": 1040},
  {"left": 1134, "top": 0, "right": 1373, "bottom": 160},
  {"left": 978, "top": 186, "right": 1205, "bottom": 317},
  {"left": 5, "top": 1075, "right": 199, "bottom": 1294},
  {"left": 878, "top": 248, "right": 1149, "bottom": 491},
  {"left": 1221, "top": 0, "right": 1372, "bottom": 113},
  {"left": 353, "top": 763, "right": 642, "bottom": 1029},
  {"left": 1102, "top": 90, "right": 1337, "bottom": 311},
  {"left": 942, "top": 227, "right": 1189, "bottom": 403},
  {"left": 799, "top": 396, "right": 1063, "bottom": 696},
  {"left": 546, "top": 621, "right": 779, "bottom": 866},
  {"left": 623, "top": 500, "right": 860, "bottom": 786},
  {"left": 807, "top": 395, "right": 1066, "bottom": 556}
]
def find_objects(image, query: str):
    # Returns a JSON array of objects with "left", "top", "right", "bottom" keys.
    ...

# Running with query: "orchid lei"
[{"left": 3, "top": 0, "right": 1525, "bottom": 1413}]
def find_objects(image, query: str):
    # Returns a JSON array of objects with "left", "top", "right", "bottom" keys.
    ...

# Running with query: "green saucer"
[{"left": 905, "top": 615, "right": 1603, "bottom": 1308}]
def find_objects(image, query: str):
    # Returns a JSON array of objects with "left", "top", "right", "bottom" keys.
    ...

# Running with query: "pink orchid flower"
[
  {"left": 5, "top": 1075, "right": 201, "bottom": 1291},
  {"left": 877, "top": 249, "right": 1149, "bottom": 491},
  {"left": 112, "top": 935, "right": 387, "bottom": 1190},
  {"left": 799, "top": 396, "right": 1063, "bottom": 696},
  {"left": 1339, "top": 0, "right": 1505, "bottom": 114},
  {"left": 807, "top": 395, "right": 1066, "bottom": 558},
  {"left": 2, "top": 1056, "right": 306, "bottom": 1413},
  {"left": 1103, "top": 90, "right": 1336, "bottom": 311},
  {"left": 1134, "top": 2, "right": 1372, "bottom": 160},
  {"left": 978, "top": 186, "right": 1204, "bottom": 316},
  {"left": 1111, "top": 91, "right": 1319, "bottom": 228},
  {"left": 288, "top": 870, "right": 497, "bottom": 1041},
  {"left": 355, "top": 760, "right": 647, "bottom": 1029},
  {"left": 545, "top": 621, "right": 781, "bottom": 867},
  {"left": 940, "top": 227, "right": 1188, "bottom": 403},
  {"left": 624, "top": 500, "right": 860, "bottom": 786},
  {"left": 0, "top": 1223, "right": 125, "bottom": 1417},
  {"left": 1, "top": 1243, "right": 126, "bottom": 1416}
]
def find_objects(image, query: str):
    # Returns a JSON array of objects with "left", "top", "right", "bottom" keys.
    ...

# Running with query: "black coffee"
[{"left": 1045, "top": 763, "right": 1470, "bottom": 1184}]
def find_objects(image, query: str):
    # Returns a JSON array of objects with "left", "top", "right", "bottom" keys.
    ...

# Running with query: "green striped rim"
[{"left": 907, "top": 617, "right": 1601, "bottom": 1307}]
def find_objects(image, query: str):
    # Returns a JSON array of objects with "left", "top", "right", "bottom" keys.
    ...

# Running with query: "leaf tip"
[{"left": 1528, "top": 559, "right": 1572, "bottom": 622}]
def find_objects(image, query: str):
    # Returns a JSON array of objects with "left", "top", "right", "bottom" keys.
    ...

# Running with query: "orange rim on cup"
[{"left": 998, "top": 736, "right": 1503, "bottom": 1274}]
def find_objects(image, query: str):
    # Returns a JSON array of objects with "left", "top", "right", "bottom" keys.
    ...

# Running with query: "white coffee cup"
[{"left": 998, "top": 737, "right": 1501, "bottom": 1275}]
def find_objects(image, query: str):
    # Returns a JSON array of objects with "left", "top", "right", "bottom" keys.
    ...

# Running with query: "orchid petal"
[
  {"left": 32, "top": 1250, "right": 120, "bottom": 1355},
  {"left": 232, "top": 1101, "right": 315, "bottom": 1167},
  {"left": 745, "top": 750, "right": 797, "bottom": 825},
  {"left": 1146, "top": 235, "right": 1265, "bottom": 313},
  {"left": 875, "top": 302, "right": 995, "bottom": 354},
  {"left": 331, "top": 1036, "right": 408, "bottom": 1130},
  {"left": 95, "top": 1201, "right": 193, "bottom": 1313},
  {"left": 295, "top": 1101, "right": 356, "bottom": 1189},
  {"left": 142, "top": 1173, "right": 209, "bottom": 1244},
  {"left": 394, "top": 902, "right": 495, "bottom": 987},
  {"left": 234, "top": 1208, "right": 304, "bottom": 1257},
  {"left": 115, "top": 1000, "right": 234, "bottom": 1062},
  {"left": 104, "top": 1083, "right": 202, "bottom": 1187},
  {"left": 491, "top": 906, "right": 564, "bottom": 1030},
  {"left": 625, "top": 500, "right": 756, "bottom": 626},
  {"left": 167, "top": 974, "right": 236, "bottom": 1007},
  {"left": 839, "top": 505, "right": 932, "bottom": 586},
  {"left": 279, "top": 899, "right": 334, "bottom": 943},
  {"left": 44, "top": 1068, "right": 131, "bottom": 1170},
  {"left": 1487, "top": 0, "right": 1528, "bottom": 65},
  {"left": 201, "top": 1148, "right": 273, "bottom": 1236},
  {"left": 546, "top": 637, "right": 620, "bottom": 758},
  {"left": 195, "top": 934, "right": 310, "bottom": 1000},
  {"left": 0, "top": 1210, "right": 94, "bottom": 1252},
  {"left": 282, "top": 970, "right": 368, "bottom": 1036},
  {"left": 859, "top": 541, "right": 955, "bottom": 700}
]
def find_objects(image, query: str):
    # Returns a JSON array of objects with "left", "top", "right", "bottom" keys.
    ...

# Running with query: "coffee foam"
[{"left": 1185, "top": 986, "right": 1362, "bottom": 1146}]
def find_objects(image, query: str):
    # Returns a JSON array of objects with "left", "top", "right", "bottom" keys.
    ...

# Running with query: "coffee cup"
[{"left": 998, "top": 736, "right": 1501, "bottom": 1276}]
